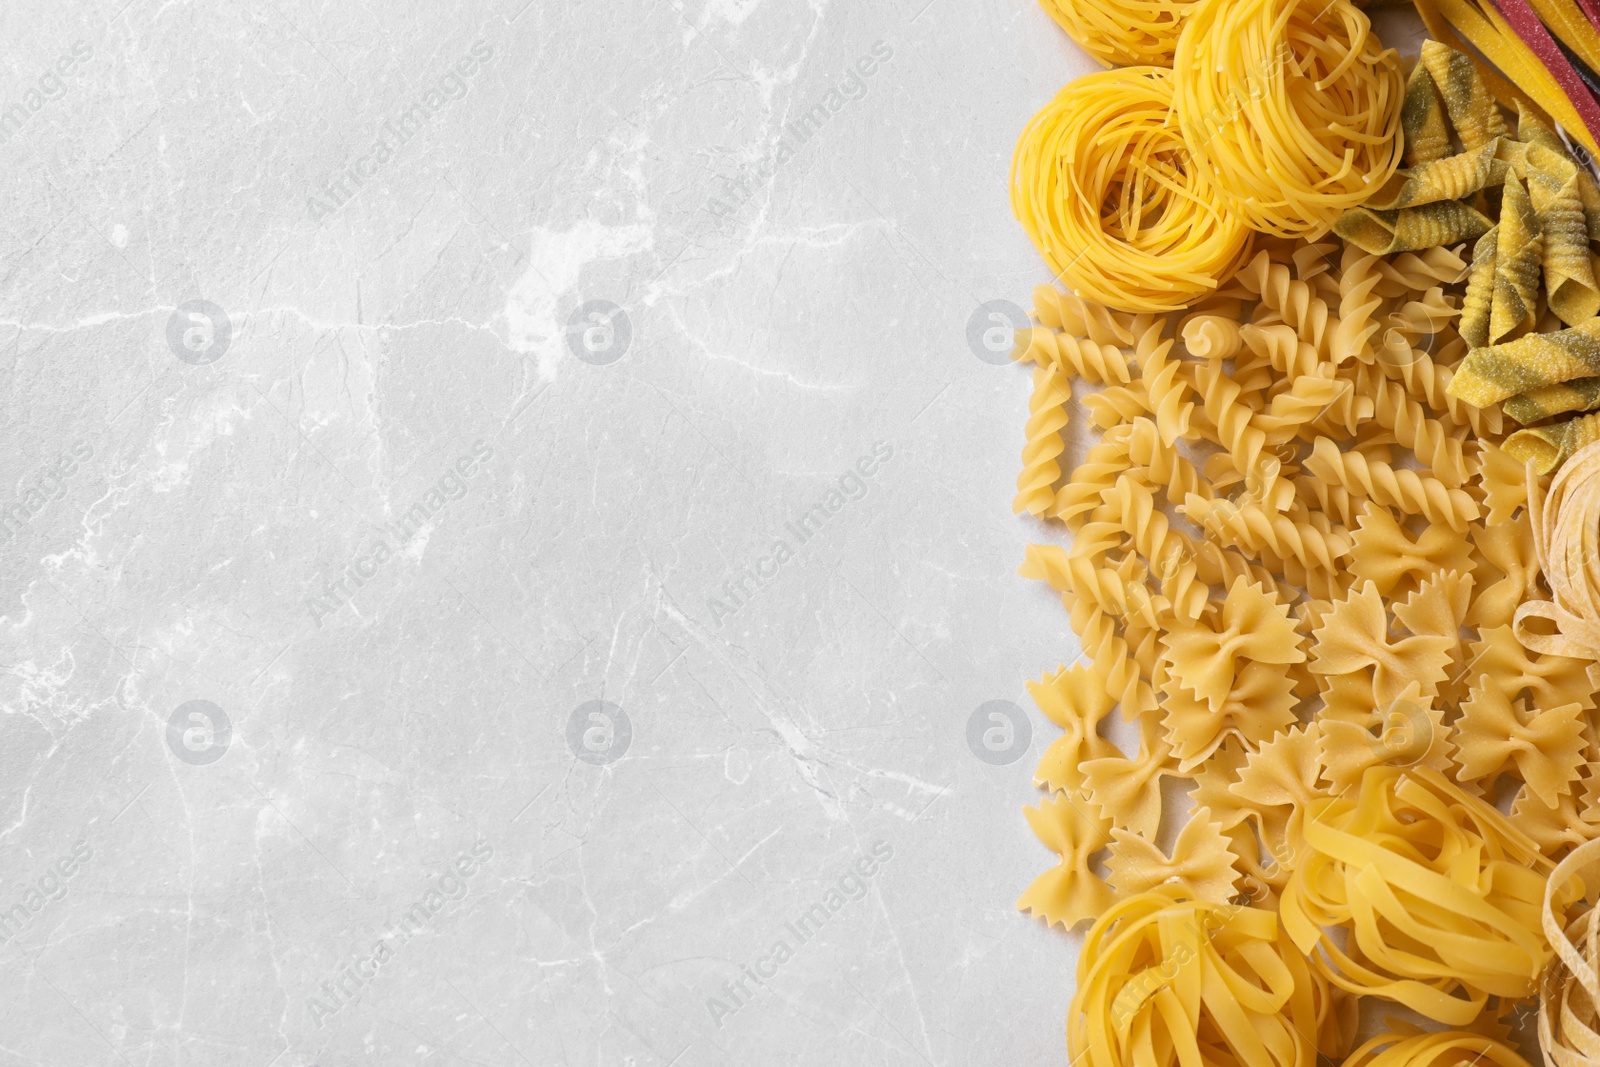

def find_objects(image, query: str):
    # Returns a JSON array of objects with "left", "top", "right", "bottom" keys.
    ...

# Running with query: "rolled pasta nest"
[
  {"left": 1011, "top": 66, "right": 1255, "bottom": 313},
  {"left": 1541, "top": 836, "right": 1600, "bottom": 1067},
  {"left": 1279, "top": 765, "right": 1574, "bottom": 1024},
  {"left": 1172, "top": 0, "right": 1405, "bottom": 238},
  {"left": 1068, "top": 884, "right": 1351, "bottom": 1067},
  {"left": 1036, "top": 0, "right": 1196, "bottom": 67}
]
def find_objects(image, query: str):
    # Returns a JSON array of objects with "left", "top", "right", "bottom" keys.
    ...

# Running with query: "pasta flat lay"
[{"left": 1003, "top": 0, "right": 1600, "bottom": 1057}]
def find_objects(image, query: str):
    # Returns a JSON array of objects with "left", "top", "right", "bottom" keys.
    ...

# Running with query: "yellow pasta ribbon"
[
  {"left": 1279, "top": 765, "right": 1568, "bottom": 1024},
  {"left": 1540, "top": 835, "right": 1600, "bottom": 1067},
  {"left": 1342, "top": 1032, "right": 1535, "bottom": 1067},
  {"left": 1069, "top": 885, "right": 1351, "bottom": 1067},
  {"left": 1510, "top": 435, "right": 1600, "bottom": 659},
  {"left": 1035, "top": 0, "right": 1196, "bottom": 66}
]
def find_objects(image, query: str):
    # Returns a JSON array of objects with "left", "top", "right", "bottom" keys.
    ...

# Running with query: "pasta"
[
  {"left": 1172, "top": 0, "right": 1403, "bottom": 238},
  {"left": 1104, "top": 816, "right": 1241, "bottom": 902},
  {"left": 1540, "top": 835, "right": 1600, "bottom": 1067},
  {"left": 1019, "top": 793, "right": 1116, "bottom": 929},
  {"left": 1011, "top": 66, "right": 1253, "bottom": 313},
  {"left": 1401, "top": 63, "right": 1451, "bottom": 166},
  {"left": 1334, "top": 201, "right": 1494, "bottom": 256},
  {"left": 1015, "top": 364, "right": 1071, "bottom": 516},
  {"left": 1001, "top": 24, "right": 1600, "bottom": 1053},
  {"left": 1450, "top": 319, "right": 1600, "bottom": 408},
  {"left": 1343, "top": 1032, "right": 1535, "bottom": 1067},
  {"left": 1515, "top": 439, "right": 1600, "bottom": 658},
  {"left": 1504, "top": 376, "right": 1600, "bottom": 423},
  {"left": 1034, "top": 0, "right": 1194, "bottom": 67},
  {"left": 1068, "top": 886, "right": 1350, "bottom": 1067},
  {"left": 1279, "top": 766, "right": 1568, "bottom": 1024},
  {"left": 1303, "top": 438, "right": 1481, "bottom": 531},
  {"left": 1506, "top": 410, "right": 1600, "bottom": 473}
]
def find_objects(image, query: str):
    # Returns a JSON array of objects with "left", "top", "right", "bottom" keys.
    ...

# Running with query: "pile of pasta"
[
  {"left": 1008, "top": 0, "right": 1600, "bottom": 1055},
  {"left": 1012, "top": 0, "right": 1403, "bottom": 313},
  {"left": 1328, "top": 42, "right": 1600, "bottom": 479},
  {"left": 1010, "top": 223, "right": 1600, "bottom": 1056}
]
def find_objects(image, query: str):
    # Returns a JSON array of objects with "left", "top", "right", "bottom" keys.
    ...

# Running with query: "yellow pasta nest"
[
  {"left": 1069, "top": 885, "right": 1352, "bottom": 1067},
  {"left": 1540, "top": 836, "right": 1600, "bottom": 1067},
  {"left": 1341, "top": 1032, "right": 1535, "bottom": 1067},
  {"left": 1172, "top": 0, "right": 1404, "bottom": 238},
  {"left": 1010, "top": 66, "right": 1255, "bottom": 314},
  {"left": 1280, "top": 765, "right": 1574, "bottom": 1024},
  {"left": 1035, "top": 0, "right": 1196, "bottom": 67}
]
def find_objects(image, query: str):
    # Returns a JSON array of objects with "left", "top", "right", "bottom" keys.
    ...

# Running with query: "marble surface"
[{"left": 0, "top": 1, "right": 1101, "bottom": 1063}]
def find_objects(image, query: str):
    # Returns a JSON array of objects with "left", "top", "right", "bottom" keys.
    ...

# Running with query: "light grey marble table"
[{"left": 0, "top": 1, "right": 1100, "bottom": 1062}]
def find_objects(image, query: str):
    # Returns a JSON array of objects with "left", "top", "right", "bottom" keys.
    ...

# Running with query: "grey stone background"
[{"left": 0, "top": 1, "right": 1100, "bottom": 1063}]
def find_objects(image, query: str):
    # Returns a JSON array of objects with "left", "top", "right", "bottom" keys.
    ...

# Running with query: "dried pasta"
[
  {"left": 1034, "top": 0, "right": 1195, "bottom": 67},
  {"left": 1516, "top": 439, "right": 1600, "bottom": 658},
  {"left": 1068, "top": 886, "right": 1350, "bottom": 1067},
  {"left": 1010, "top": 66, "right": 1253, "bottom": 313},
  {"left": 1002, "top": 24, "right": 1600, "bottom": 1054},
  {"left": 1172, "top": 0, "right": 1403, "bottom": 238},
  {"left": 1279, "top": 766, "right": 1569, "bottom": 1023}
]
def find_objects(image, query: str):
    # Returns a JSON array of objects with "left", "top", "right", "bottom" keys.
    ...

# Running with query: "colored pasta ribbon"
[
  {"left": 1506, "top": 409, "right": 1600, "bottom": 472},
  {"left": 1505, "top": 375, "right": 1600, "bottom": 423},
  {"left": 1010, "top": 67, "right": 1253, "bottom": 313},
  {"left": 1449, "top": 317, "right": 1600, "bottom": 406},
  {"left": 1068, "top": 885, "right": 1349, "bottom": 1067},
  {"left": 1334, "top": 201, "right": 1493, "bottom": 255},
  {"left": 1414, "top": 0, "right": 1600, "bottom": 158},
  {"left": 1279, "top": 765, "right": 1565, "bottom": 1024},
  {"left": 1515, "top": 438, "right": 1600, "bottom": 656}
]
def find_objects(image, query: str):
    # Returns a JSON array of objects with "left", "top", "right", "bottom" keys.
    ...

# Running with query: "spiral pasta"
[
  {"left": 1011, "top": 66, "right": 1254, "bottom": 313},
  {"left": 1172, "top": 0, "right": 1404, "bottom": 238}
]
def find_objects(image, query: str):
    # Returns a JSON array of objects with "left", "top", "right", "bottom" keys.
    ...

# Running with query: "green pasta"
[
  {"left": 1402, "top": 62, "right": 1451, "bottom": 166},
  {"left": 1450, "top": 317, "right": 1600, "bottom": 407},
  {"left": 1366, "top": 140, "right": 1507, "bottom": 210},
  {"left": 1503, "top": 376, "right": 1600, "bottom": 424},
  {"left": 1420, "top": 40, "right": 1508, "bottom": 152},
  {"left": 1489, "top": 173, "right": 1543, "bottom": 343},
  {"left": 1459, "top": 224, "right": 1497, "bottom": 349},
  {"left": 1333, "top": 200, "right": 1493, "bottom": 255},
  {"left": 1504, "top": 411, "right": 1600, "bottom": 473},
  {"left": 1525, "top": 143, "right": 1600, "bottom": 325},
  {"left": 1515, "top": 102, "right": 1600, "bottom": 241}
]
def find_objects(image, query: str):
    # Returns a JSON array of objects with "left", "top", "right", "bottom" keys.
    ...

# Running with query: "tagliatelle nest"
[{"left": 1069, "top": 884, "right": 1352, "bottom": 1067}]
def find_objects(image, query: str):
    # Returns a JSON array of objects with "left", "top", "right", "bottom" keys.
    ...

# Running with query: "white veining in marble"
[{"left": 0, "top": 1, "right": 1101, "bottom": 1062}]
